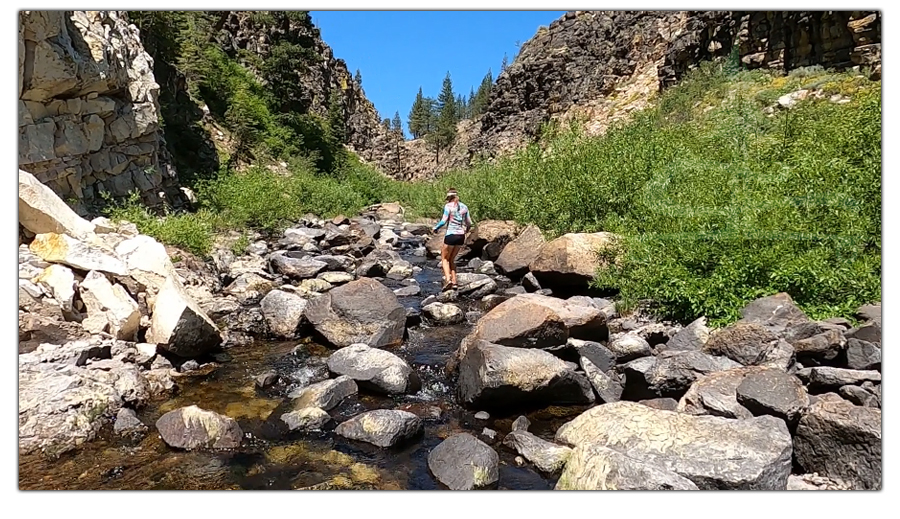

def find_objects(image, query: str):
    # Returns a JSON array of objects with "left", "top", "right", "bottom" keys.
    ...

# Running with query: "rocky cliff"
[
  {"left": 468, "top": 10, "right": 881, "bottom": 161},
  {"left": 18, "top": 11, "right": 188, "bottom": 216}
]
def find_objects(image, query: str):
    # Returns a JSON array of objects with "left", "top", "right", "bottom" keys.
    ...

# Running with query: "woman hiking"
[{"left": 432, "top": 188, "right": 473, "bottom": 292}]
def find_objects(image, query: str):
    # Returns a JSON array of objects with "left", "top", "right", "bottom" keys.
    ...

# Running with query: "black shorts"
[{"left": 444, "top": 233, "right": 465, "bottom": 246}]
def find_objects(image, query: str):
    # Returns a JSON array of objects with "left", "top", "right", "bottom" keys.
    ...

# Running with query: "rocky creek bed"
[{"left": 18, "top": 169, "right": 882, "bottom": 490}]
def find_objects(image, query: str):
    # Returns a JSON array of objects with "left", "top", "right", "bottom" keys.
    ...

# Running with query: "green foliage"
[
  {"left": 355, "top": 68, "right": 362, "bottom": 87},
  {"left": 261, "top": 41, "right": 315, "bottom": 113},
  {"left": 427, "top": 72, "right": 459, "bottom": 161},
  {"left": 391, "top": 111, "right": 403, "bottom": 137},
  {"left": 408, "top": 87, "right": 430, "bottom": 139},
  {"left": 471, "top": 69, "right": 493, "bottom": 117}
]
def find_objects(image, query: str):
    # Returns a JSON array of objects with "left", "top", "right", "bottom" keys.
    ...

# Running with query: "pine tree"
[
  {"left": 382, "top": 118, "right": 392, "bottom": 130},
  {"left": 423, "top": 96, "right": 438, "bottom": 134},
  {"left": 391, "top": 111, "right": 403, "bottom": 137},
  {"left": 408, "top": 87, "right": 432, "bottom": 139},
  {"left": 501, "top": 53, "right": 509, "bottom": 73},
  {"left": 472, "top": 69, "right": 493, "bottom": 117},
  {"left": 355, "top": 68, "right": 362, "bottom": 87},
  {"left": 456, "top": 93, "right": 466, "bottom": 120},
  {"left": 327, "top": 87, "right": 346, "bottom": 144},
  {"left": 427, "top": 71, "right": 458, "bottom": 164}
]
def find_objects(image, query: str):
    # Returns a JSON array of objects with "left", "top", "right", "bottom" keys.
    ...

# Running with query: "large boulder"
[
  {"left": 326, "top": 343, "right": 421, "bottom": 395},
  {"left": 555, "top": 402, "right": 793, "bottom": 490},
  {"left": 31, "top": 263, "right": 75, "bottom": 313},
  {"left": 580, "top": 356, "right": 623, "bottom": 403},
  {"left": 737, "top": 292, "right": 810, "bottom": 333},
  {"left": 701, "top": 322, "right": 779, "bottom": 366},
  {"left": 665, "top": 317, "right": 710, "bottom": 351},
  {"left": 528, "top": 232, "right": 620, "bottom": 289},
  {"left": 422, "top": 302, "right": 464, "bottom": 325},
  {"left": 556, "top": 444, "right": 699, "bottom": 490},
  {"left": 335, "top": 409, "right": 423, "bottom": 447},
  {"left": 271, "top": 254, "right": 327, "bottom": 280},
  {"left": 155, "top": 405, "right": 243, "bottom": 450},
  {"left": 465, "top": 220, "right": 520, "bottom": 260},
  {"left": 114, "top": 234, "right": 178, "bottom": 293},
  {"left": 281, "top": 407, "right": 331, "bottom": 432},
  {"left": 289, "top": 375, "right": 358, "bottom": 411},
  {"left": 260, "top": 289, "right": 308, "bottom": 339},
  {"left": 304, "top": 278, "right": 407, "bottom": 348},
  {"left": 495, "top": 224, "right": 545, "bottom": 278},
  {"left": 428, "top": 433, "right": 499, "bottom": 490},
  {"left": 678, "top": 366, "right": 808, "bottom": 423},
  {"left": 146, "top": 276, "right": 222, "bottom": 358},
  {"left": 793, "top": 393, "right": 881, "bottom": 489},
  {"left": 18, "top": 169, "right": 95, "bottom": 238},
  {"left": 78, "top": 270, "right": 140, "bottom": 340},
  {"left": 457, "top": 340, "right": 594, "bottom": 410},
  {"left": 29, "top": 232, "right": 128, "bottom": 275}
]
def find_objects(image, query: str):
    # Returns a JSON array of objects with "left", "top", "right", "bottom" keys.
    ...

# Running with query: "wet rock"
[
  {"left": 423, "top": 302, "right": 464, "bottom": 325},
  {"left": 405, "top": 307, "right": 422, "bottom": 328},
  {"left": 607, "top": 334, "right": 652, "bottom": 363},
  {"left": 318, "top": 271, "right": 355, "bottom": 285},
  {"left": 522, "top": 272, "right": 541, "bottom": 292},
  {"left": 281, "top": 407, "right": 331, "bottom": 431},
  {"left": 335, "top": 409, "right": 423, "bottom": 447},
  {"left": 845, "top": 338, "right": 881, "bottom": 371},
  {"left": 326, "top": 343, "right": 420, "bottom": 395},
  {"left": 512, "top": 415, "right": 531, "bottom": 432},
  {"left": 289, "top": 375, "right": 358, "bottom": 411},
  {"left": 304, "top": 278, "right": 407, "bottom": 348},
  {"left": 794, "top": 393, "right": 881, "bottom": 489},
  {"left": 495, "top": 224, "right": 545, "bottom": 278},
  {"left": 454, "top": 273, "right": 498, "bottom": 297},
  {"left": 474, "top": 411, "right": 490, "bottom": 420},
  {"left": 503, "top": 430, "right": 572, "bottom": 473},
  {"left": 356, "top": 248, "right": 400, "bottom": 278},
  {"left": 255, "top": 371, "right": 280, "bottom": 389},
  {"left": 457, "top": 340, "right": 594, "bottom": 410},
  {"left": 736, "top": 369, "right": 809, "bottom": 424},
  {"left": 146, "top": 276, "right": 222, "bottom": 358},
  {"left": 528, "top": 232, "right": 620, "bottom": 289},
  {"left": 428, "top": 433, "right": 499, "bottom": 490},
  {"left": 556, "top": 445, "right": 698, "bottom": 490},
  {"left": 802, "top": 367, "right": 881, "bottom": 392},
  {"left": 155, "top": 405, "right": 243, "bottom": 450},
  {"left": 555, "top": 402, "right": 792, "bottom": 490},
  {"left": 476, "top": 261, "right": 497, "bottom": 275},
  {"left": 666, "top": 317, "right": 710, "bottom": 351},
  {"left": 638, "top": 398, "right": 679, "bottom": 411},
  {"left": 113, "top": 407, "right": 147, "bottom": 437},
  {"left": 738, "top": 292, "right": 810, "bottom": 333},
  {"left": 271, "top": 254, "right": 327, "bottom": 280},
  {"left": 19, "top": 169, "right": 96, "bottom": 238},
  {"left": 623, "top": 351, "right": 742, "bottom": 400},
  {"left": 580, "top": 356, "right": 622, "bottom": 403},
  {"left": 19, "top": 362, "right": 123, "bottom": 456},
  {"left": 113, "top": 366, "right": 152, "bottom": 407},
  {"left": 393, "top": 285, "right": 420, "bottom": 297},
  {"left": 30, "top": 232, "right": 128, "bottom": 276},
  {"left": 701, "top": 322, "right": 778, "bottom": 366},
  {"left": 78, "top": 270, "right": 141, "bottom": 340}
]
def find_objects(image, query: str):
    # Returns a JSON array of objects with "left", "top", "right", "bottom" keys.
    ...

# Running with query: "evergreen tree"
[
  {"left": 468, "top": 87, "right": 476, "bottom": 118},
  {"left": 391, "top": 111, "right": 403, "bottom": 137},
  {"left": 327, "top": 87, "right": 346, "bottom": 144},
  {"left": 427, "top": 72, "right": 458, "bottom": 164},
  {"left": 382, "top": 117, "right": 392, "bottom": 130},
  {"left": 501, "top": 53, "right": 509, "bottom": 73},
  {"left": 423, "top": 96, "right": 438, "bottom": 134},
  {"left": 355, "top": 68, "right": 362, "bottom": 87},
  {"left": 408, "top": 87, "right": 432, "bottom": 139},
  {"left": 471, "top": 69, "right": 493, "bottom": 117}
]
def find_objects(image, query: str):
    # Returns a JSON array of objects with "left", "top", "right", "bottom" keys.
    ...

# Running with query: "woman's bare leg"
[
  {"left": 448, "top": 245, "right": 461, "bottom": 285},
  {"left": 440, "top": 243, "right": 452, "bottom": 287}
]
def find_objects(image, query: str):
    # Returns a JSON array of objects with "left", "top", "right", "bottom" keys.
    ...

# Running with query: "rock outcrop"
[{"left": 18, "top": 11, "right": 186, "bottom": 214}]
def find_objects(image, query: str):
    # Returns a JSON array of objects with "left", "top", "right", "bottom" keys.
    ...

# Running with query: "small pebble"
[
  {"left": 474, "top": 411, "right": 490, "bottom": 420},
  {"left": 481, "top": 428, "right": 497, "bottom": 441},
  {"left": 180, "top": 360, "right": 199, "bottom": 372},
  {"left": 515, "top": 456, "right": 526, "bottom": 466}
]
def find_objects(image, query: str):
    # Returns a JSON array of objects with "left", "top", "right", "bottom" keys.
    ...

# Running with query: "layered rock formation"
[{"left": 18, "top": 11, "right": 187, "bottom": 215}]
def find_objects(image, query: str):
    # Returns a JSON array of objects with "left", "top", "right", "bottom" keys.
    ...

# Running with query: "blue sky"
[{"left": 309, "top": 11, "right": 567, "bottom": 137}]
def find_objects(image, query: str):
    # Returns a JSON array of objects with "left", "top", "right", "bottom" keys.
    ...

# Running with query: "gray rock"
[
  {"left": 791, "top": 328, "right": 846, "bottom": 364},
  {"left": 335, "top": 410, "right": 423, "bottom": 447},
  {"left": 580, "top": 356, "right": 623, "bottom": 403},
  {"left": 845, "top": 338, "right": 881, "bottom": 371},
  {"left": 180, "top": 360, "right": 200, "bottom": 372},
  {"left": 325, "top": 343, "right": 420, "bottom": 395},
  {"left": 423, "top": 302, "right": 464, "bottom": 325},
  {"left": 303, "top": 278, "right": 407, "bottom": 348},
  {"left": 393, "top": 285, "right": 421, "bottom": 297},
  {"left": 356, "top": 248, "right": 400, "bottom": 278},
  {"left": 677, "top": 367, "right": 767, "bottom": 419},
  {"left": 474, "top": 411, "right": 490, "bottom": 420},
  {"left": 794, "top": 393, "right": 881, "bottom": 489},
  {"left": 855, "top": 303, "right": 881, "bottom": 325},
  {"left": 458, "top": 340, "right": 594, "bottom": 410},
  {"left": 702, "top": 322, "right": 778, "bottom": 366},
  {"left": 556, "top": 402, "right": 793, "bottom": 490},
  {"left": 608, "top": 334, "right": 652, "bottom": 362},
  {"left": 113, "top": 407, "right": 147, "bottom": 436},
  {"left": 428, "top": 433, "right": 499, "bottom": 490},
  {"left": 754, "top": 339, "right": 796, "bottom": 371},
  {"left": 270, "top": 254, "right": 327, "bottom": 279},
  {"left": 155, "top": 405, "right": 243, "bottom": 450},
  {"left": 839, "top": 385, "right": 880, "bottom": 408},
  {"left": 845, "top": 321, "right": 881, "bottom": 345},
  {"left": 495, "top": 224, "right": 545, "bottom": 278},
  {"left": 255, "top": 370, "right": 280, "bottom": 389},
  {"left": 289, "top": 375, "right": 358, "bottom": 411},
  {"left": 638, "top": 398, "right": 679, "bottom": 411},
  {"left": 738, "top": 292, "right": 810, "bottom": 333},
  {"left": 666, "top": 317, "right": 710, "bottom": 351},
  {"left": 503, "top": 286, "right": 527, "bottom": 296},
  {"left": 804, "top": 367, "right": 881, "bottom": 392},
  {"left": 736, "top": 369, "right": 809, "bottom": 424},
  {"left": 314, "top": 254, "right": 355, "bottom": 272},
  {"left": 503, "top": 430, "right": 572, "bottom": 473},
  {"left": 624, "top": 350, "right": 742, "bottom": 400},
  {"left": 568, "top": 338, "right": 616, "bottom": 372},
  {"left": 318, "top": 271, "right": 355, "bottom": 285},
  {"left": 556, "top": 444, "right": 699, "bottom": 490},
  {"left": 522, "top": 272, "right": 541, "bottom": 292},
  {"left": 512, "top": 415, "right": 531, "bottom": 432},
  {"left": 481, "top": 428, "right": 497, "bottom": 441},
  {"left": 786, "top": 473, "right": 852, "bottom": 490},
  {"left": 260, "top": 290, "right": 308, "bottom": 339}
]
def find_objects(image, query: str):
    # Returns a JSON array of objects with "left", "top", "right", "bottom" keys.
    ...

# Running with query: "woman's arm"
[
  {"left": 465, "top": 209, "right": 473, "bottom": 232},
  {"left": 433, "top": 205, "right": 450, "bottom": 232}
]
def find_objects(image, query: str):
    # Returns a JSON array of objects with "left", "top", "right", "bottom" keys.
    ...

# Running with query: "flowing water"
[{"left": 19, "top": 253, "right": 584, "bottom": 490}]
